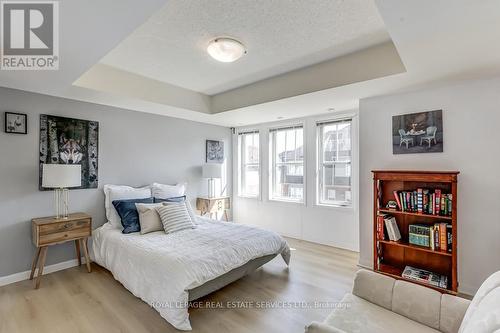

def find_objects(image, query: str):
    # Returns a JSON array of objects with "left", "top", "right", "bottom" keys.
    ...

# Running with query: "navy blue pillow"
[
  {"left": 112, "top": 197, "right": 154, "bottom": 234},
  {"left": 153, "top": 195, "right": 186, "bottom": 203}
]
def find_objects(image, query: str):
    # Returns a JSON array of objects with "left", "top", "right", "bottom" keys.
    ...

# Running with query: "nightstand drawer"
[
  {"left": 39, "top": 227, "right": 90, "bottom": 246},
  {"left": 39, "top": 219, "right": 90, "bottom": 235}
]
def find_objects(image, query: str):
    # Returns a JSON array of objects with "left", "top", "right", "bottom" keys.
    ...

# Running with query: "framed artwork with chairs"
[{"left": 392, "top": 110, "right": 443, "bottom": 154}]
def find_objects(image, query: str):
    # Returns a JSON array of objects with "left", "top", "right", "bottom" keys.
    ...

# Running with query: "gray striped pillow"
[{"left": 156, "top": 202, "right": 196, "bottom": 234}]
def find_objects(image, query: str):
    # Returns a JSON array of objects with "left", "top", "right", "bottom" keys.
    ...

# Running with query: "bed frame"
[{"left": 188, "top": 254, "right": 278, "bottom": 301}]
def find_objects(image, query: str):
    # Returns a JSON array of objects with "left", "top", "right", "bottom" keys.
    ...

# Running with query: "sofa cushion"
[
  {"left": 352, "top": 269, "right": 395, "bottom": 310},
  {"left": 392, "top": 279, "right": 442, "bottom": 330},
  {"left": 440, "top": 294, "right": 471, "bottom": 333},
  {"left": 325, "top": 293, "right": 440, "bottom": 333},
  {"left": 459, "top": 271, "right": 500, "bottom": 333}
]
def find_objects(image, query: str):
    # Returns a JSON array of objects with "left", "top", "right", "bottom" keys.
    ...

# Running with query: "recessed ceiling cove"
[{"left": 98, "top": 0, "right": 391, "bottom": 95}]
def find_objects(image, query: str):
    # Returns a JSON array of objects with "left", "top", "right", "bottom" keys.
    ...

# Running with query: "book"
[
  {"left": 439, "top": 223, "right": 448, "bottom": 251},
  {"left": 447, "top": 194, "right": 453, "bottom": 216},
  {"left": 376, "top": 214, "right": 387, "bottom": 240},
  {"left": 430, "top": 226, "right": 435, "bottom": 250},
  {"left": 417, "top": 188, "right": 423, "bottom": 213},
  {"left": 409, "top": 224, "right": 431, "bottom": 247},
  {"left": 434, "top": 189, "right": 442, "bottom": 215},
  {"left": 402, "top": 265, "right": 448, "bottom": 289},
  {"left": 447, "top": 224, "right": 452, "bottom": 253},
  {"left": 384, "top": 216, "right": 401, "bottom": 241},
  {"left": 393, "top": 191, "right": 402, "bottom": 210},
  {"left": 434, "top": 224, "right": 440, "bottom": 250}
]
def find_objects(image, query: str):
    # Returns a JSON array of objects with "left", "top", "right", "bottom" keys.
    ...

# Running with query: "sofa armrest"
[
  {"left": 440, "top": 294, "right": 470, "bottom": 333},
  {"left": 352, "top": 269, "right": 396, "bottom": 310},
  {"left": 305, "top": 322, "right": 347, "bottom": 333}
]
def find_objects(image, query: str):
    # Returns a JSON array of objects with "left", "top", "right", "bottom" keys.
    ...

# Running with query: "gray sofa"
[{"left": 306, "top": 269, "right": 500, "bottom": 333}]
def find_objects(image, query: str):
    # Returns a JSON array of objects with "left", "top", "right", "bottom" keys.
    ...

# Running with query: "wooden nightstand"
[
  {"left": 196, "top": 196, "right": 231, "bottom": 221},
  {"left": 31, "top": 212, "right": 92, "bottom": 289}
]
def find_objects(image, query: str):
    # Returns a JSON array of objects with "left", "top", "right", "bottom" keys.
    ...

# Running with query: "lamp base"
[
  {"left": 54, "top": 188, "right": 70, "bottom": 219},
  {"left": 207, "top": 178, "right": 216, "bottom": 198}
]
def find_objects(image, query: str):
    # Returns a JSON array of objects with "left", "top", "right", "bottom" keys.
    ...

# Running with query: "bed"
[{"left": 91, "top": 217, "right": 290, "bottom": 331}]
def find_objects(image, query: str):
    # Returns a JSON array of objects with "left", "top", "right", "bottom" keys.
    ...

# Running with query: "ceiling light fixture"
[{"left": 207, "top": 37, "right": 246, "bottom": 63}]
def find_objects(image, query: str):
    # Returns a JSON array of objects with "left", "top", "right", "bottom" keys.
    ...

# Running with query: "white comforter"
[{"left": 91, "top": 218, "right": 290, "bottom": 330}]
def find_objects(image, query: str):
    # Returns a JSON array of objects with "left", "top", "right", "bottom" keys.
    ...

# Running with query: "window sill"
[
  {"left": 314, "top": 203, "right": 354, "bottom": 210},
  {"left": 237, "top": 194, "right": 260, "bottom": 200},
  {"left": 268, "top": 198, "right": 306, "bottom": 206}
]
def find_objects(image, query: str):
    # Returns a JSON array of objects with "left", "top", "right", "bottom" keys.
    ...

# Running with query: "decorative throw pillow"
[
  {"left": 104, "top": 184, "right": 152, "bottom": 229},
  {"left": 135, "top": 203, "right": 164, "bottom": 234},
  {"left": 151, "top": 183, "right": 186, "bottom": 199},
  {"left": 156, "top": 202, "right": 196, "bottom": 234},
  {"left": 112, "top": 197, "right": 154, "bottom": 234},
  {"left": 162, "top": 196, "right": 199, "bottom": 224}
]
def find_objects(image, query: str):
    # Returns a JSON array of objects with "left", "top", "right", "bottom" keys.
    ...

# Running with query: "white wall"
[
  {"left": 233, "top": 112, "right": 359, "bottom": 252},
  {"left": 359, "top": 77, "right": 500, "bottom": 294},
  {"left": 0, "top": 87, "right": 231, "bottom": 278}
]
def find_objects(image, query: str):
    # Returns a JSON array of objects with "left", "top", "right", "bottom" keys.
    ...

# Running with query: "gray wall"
[
  {"left": 0, "top": 87, "right": 232, "bottom": 278},
  {"left": 358, "top": 77, "right": 500, "bottom": 294}
]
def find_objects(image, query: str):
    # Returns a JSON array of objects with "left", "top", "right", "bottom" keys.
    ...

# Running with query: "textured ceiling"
[{"left": 100, "top": 0, "right": 390, "bottom": 95}]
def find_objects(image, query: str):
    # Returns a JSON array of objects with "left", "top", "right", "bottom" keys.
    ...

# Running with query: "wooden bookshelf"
[{"left": 373, "top": 170, "right": 459, "bottom": 293}]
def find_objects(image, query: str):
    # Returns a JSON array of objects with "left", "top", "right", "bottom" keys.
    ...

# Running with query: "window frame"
[
  {"left": 268, "top": 124, "right": 306, "bottom": 204},
  {"left": 316, "top": 118, "right": 353, "bottom": 208},
  {"left": 237, "top": 130, "right": 261, "bottom": 199}
]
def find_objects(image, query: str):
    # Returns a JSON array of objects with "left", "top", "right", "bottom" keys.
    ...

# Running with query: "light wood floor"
[{"left": 0, "top": 238, "right": 359, "bottom": 333}]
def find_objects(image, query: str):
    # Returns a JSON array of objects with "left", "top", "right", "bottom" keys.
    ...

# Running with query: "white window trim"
[
  {"left": 314, "top": 114, "right": 356, "bottom": 209},
  {"left": 268, "top": 123, "right": 306, "bottom": 205},
  {"left": 237, "top": 129, "right": 261, "bottom": 199}
]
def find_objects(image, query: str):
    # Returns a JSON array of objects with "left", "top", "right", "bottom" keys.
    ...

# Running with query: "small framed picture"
[
  {"left": 206, "top": 140, "right": 224, "bottom": 163},
  {"left": 5, "top": 112, "right": 27, "bottom": 134}
]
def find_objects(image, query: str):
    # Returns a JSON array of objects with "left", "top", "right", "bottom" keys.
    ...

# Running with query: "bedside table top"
[
  {"left": 197, "top": 196, "right": 230, "bottom": 200},
  {"left": 32, "top": 212, "right": 91, "bottom": 225}
]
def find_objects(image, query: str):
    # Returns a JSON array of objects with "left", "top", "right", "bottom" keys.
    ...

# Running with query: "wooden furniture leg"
[
  {"left": 224, "top": 210, "right": 229, "bottom": 222},
  {"left": 75, "top": 239, "right": 81, "bottom": 266},
  {"left": 29, "top": 247, "right": 41, "bottom": 280},
  {"left": 34, "top": 247, "right": 48, "bottom": 289},
  {"left": 81, "top": 238, "right": 91, "bottom": 273}
]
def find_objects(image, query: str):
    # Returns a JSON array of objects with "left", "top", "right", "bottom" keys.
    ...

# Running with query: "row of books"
[
  {"left": 377, "top": 215, "right": 453, "bottom": 253},
  {"left": 392, "top": 189, "right": 452, "bottom": 216},
  {"left": 402, "top": 265, "right": 448, "bottom": 289},
  {"left": 409, "top": 223, "right": 452, "bottom": 252}
]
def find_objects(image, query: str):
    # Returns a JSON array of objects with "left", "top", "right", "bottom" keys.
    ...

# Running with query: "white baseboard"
[
  {"left": 0, "top": 257, "right": 86, "bottom": 287},
  {"left": 357, "top": 258, "right": 373, "bottom": 269}
]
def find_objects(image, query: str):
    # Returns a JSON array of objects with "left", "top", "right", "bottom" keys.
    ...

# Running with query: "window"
[
  {"left": 238, "top": 131, "right": 260, "bottom": 197},
  {"left": 269, "top": 125, "right": 304, "bottom": 202},
  {"left": 317, "top": 119, "right": 352, "bottom": 207}
]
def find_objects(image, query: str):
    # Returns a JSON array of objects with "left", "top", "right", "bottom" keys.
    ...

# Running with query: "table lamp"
[
  {"left": 202, "top": 163, "right": 221, "bottom": 198},
  {"left": 42, "top": 164, "right": 82, "bottom": 219}
]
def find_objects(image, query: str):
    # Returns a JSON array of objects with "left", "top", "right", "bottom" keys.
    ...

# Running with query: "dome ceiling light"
[{"left": 207, "top": 37, "right": 246, "bottom": 63}]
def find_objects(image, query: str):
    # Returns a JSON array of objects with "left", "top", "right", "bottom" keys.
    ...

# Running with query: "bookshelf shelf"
[
  {"left": 373, "top": 170, "right": 459, "bottom": 294},
  {"left": 379, "top": 240, "right": 452, "bottom": 257},
  {"left": 378, "top": 263, "right": 456, "bottom": 295},
  {"left": 378, "top": 209, "right": 452, "bottom": 220}
]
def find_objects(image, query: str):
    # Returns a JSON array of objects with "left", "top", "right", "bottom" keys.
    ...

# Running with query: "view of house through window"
[
  {"left": 238, "top": 131, "right": 260, "bottom": 197},
  {"left": 317, "top": 119, "right": 352, "bottom": 206},
  {"left": 270, "top": 125, "right": 304, "bottom": 202}
]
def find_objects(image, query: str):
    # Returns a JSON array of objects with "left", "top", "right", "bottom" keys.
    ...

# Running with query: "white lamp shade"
[
  {"left": 202, "top": 163, "right": 222, "bottom": 179},
  {"left": 42, "top": 164, "right": 82, "bottom": 188}
]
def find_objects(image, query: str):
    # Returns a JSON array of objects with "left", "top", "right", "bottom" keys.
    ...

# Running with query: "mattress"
[{"left": 91, "top": 218, "right": 290, "bottom": 330}]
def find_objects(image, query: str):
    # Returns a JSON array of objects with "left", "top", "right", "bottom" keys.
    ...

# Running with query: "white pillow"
[
  {"left": 151, "top": 182, "right": 186, "bottom": 199},
  {"left": 104, "top": 184, "right": 152, "bottom": 228},
  {"left": 136, "top": 203, "right": 164, "bottom": 234},
  {"left": 156, "top": 202, "right": 196, "bottom": 234}
]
